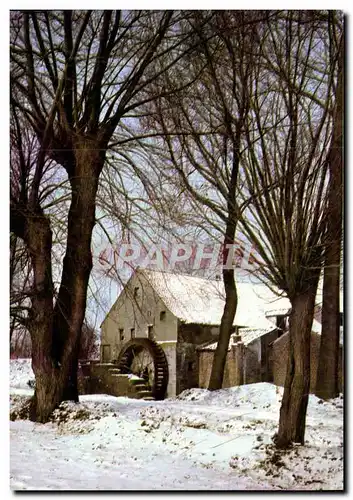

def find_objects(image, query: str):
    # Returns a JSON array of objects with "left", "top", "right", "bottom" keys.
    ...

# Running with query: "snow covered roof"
[
  {"left": 197, "top": 326, "right": 277, "bottom": 351},
  {"left": 240, "top": 326, "right": 278, "bottom": 346},
  {"left": 140, "top": 269, "right": 289, "bottom": 329},
  {"left": 265, "top": 308, "right": 290, "bottom": 318}
]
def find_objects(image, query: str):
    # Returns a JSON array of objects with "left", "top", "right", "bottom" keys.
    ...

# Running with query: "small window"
[
  {"left": 119, "top": 328, "right": 124, "bottom": 342},
  {"left": 148, "top": 325, "right": 155, "bottom": 340},
  {"left": 160, "top": 311, "right": 166, "bottom": 321},
  {"left": 134, "top": 287, "right": 139, "bottom": 298},
  {"left": 130, "top": 328, "right": 135, "bottom": 339}
]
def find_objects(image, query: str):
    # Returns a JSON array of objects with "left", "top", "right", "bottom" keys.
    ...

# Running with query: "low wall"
[{"left": 78, "top": 362, "right": 145, "bottom": 398}]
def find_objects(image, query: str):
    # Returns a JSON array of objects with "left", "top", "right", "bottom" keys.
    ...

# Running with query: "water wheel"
[{"left": 115, "top": 338, "right": 169, "bottom": 400}]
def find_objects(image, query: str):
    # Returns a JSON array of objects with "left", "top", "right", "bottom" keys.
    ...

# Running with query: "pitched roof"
[
  {"left": 139, "top": 269, "right": 290, "bottom": 329},
  {"left": 197, "top": 326, "right": 278, "bottom": 351}
]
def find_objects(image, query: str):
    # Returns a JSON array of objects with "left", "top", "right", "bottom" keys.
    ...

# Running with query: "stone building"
[
  {"left": 100, "top": 268, "right": 290, "bottom": 397},
  {"left": 197, "top": 326, "right": 283, "bottom": 388},
  {"left": 197, "top": 295, "right": 344, "bottom": 393}
]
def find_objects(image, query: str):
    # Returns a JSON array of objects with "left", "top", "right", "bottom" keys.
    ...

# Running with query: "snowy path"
[
  {"left": 10, "top": 360, "right": 344, "bottom": 491},
  {"left": 10, "top": 419, "right": 267, "bottom": 490}
]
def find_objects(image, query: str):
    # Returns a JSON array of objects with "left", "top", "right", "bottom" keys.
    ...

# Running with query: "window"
[
  {"left": 130, "top": 328, "right": 135, "bottom": 339},
  {"left": 119, "top": 328, "right": 124, "bottom": 342},
  {"left": 148, "top": 325, "right": 155, "bottom": 340},
  {"left": 160, "top": 311, "right": 166, "bottom": 321},
  {"left": 134, "top": 287, "right": 139, "bottom": 298}
]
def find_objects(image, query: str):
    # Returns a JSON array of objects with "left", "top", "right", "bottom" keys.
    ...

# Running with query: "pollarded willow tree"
[
  {"left": 237, "top": 11, "right": 341, "bottom": 447},
  {"left": 10, "top": 10, "right": 208, "bottom": 422},
  {"left": 257, "top": 11, "right": 344, "bottom": 401},
  {"left": 146, "top": 10, "right": 341, "bottom": 447}
]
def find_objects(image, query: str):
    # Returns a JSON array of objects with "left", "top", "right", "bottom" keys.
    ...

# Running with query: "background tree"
[
  {"left": 10, "top": 233, "right": 31, "bottom": 342},
  {"left": 316, "top": 13, "right": 344, "bottom": 400}
]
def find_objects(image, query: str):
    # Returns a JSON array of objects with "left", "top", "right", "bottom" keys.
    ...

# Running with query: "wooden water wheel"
[{"left": 115, "top": 338, "right": 169, "bottom": 400}]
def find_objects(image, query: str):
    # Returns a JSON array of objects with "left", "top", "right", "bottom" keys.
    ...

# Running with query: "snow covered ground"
[{"left": 10, "top": 359, "right": 344, "bottom": 491}]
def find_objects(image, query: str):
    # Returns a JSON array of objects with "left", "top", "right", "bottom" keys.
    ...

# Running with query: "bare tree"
[
  {"left": 147, "top": 10, "right": 340, "bottom": 447},
  {"left": 237, "top": 11, "right": 338, "bottom": 447},
  {"left": 10, "top": 10, "right": 198, "bottom": 422},
  {"left": 316, "top": 13, "right": 344, "bottom": 400}
]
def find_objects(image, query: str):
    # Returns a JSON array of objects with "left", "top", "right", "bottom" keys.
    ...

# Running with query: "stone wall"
[
  {"left": 78, "top": 362, "right": 146, "bottom": 398},
  {"left": 244, "top": 341, "right": 261, "bottom": 384},
  {"left": 198, "top": 342, "right": 246, "bottom": 389},
  {"left": 271, "top": 332, "right": 343, "bottom": 393},
  {"left": 260, "top": 329, "right": 280, "bottom": 382}
]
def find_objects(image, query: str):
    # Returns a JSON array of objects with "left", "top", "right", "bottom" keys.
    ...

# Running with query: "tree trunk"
[
  {"left": 24, "top": 210, "right": 60, "bottom": 422},
  {"left": 315, "top": 35, "right": 343, "bottom": 401},
  {"left": 208, "top": 127, "right": 241, "bottom": 391},
  {"left": 276, "top": 278, "right": 319, "bottom": 448},
  {"left": 29, "top": 138, "right": 104, "bottom": 421},
  {"left": 51, "top": 137, "right": 104, "bottom": 404},
  {"left": 208, "top": 265, "right": 237, "bottom": 390}
]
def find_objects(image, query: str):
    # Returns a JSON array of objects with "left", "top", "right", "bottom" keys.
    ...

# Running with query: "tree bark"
[
  {"left": 276, "top": 277, "right": 320, "bottom": 448},
  {"left": 208, "top": 264, "right": 237, "bottom": 391},
  {"left": 24, "top": 210, "right": 60, "bottom": 422},
  {"left": 29, "top": 137, "right": 105, "bottom": 421},
  {"left": 52, "top": 137, "right": 104, "bottom": 403},
  {"left": 315, "top": 35, "right": 343, "bottom": 401},
  {"left": 208, "top": 123, "right": 240, "bottom": 391}
]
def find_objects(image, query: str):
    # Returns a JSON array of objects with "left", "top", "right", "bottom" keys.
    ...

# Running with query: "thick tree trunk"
[
  {"left": 315, "top": 36, "right": 343, "bottom": 401},
  {"left": 276, "top": 278, "right": 319, "bottom": 448},
  {"left": 24, "top": 211, "right": 61, "bottom": 422},
  {"left": 51, "top": 137, "right": 104, "bottom": 404},
  {"left": 28, "top": 138, "right": 104, "bottom": 421}
]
